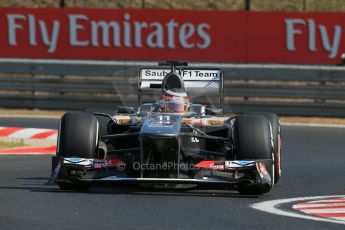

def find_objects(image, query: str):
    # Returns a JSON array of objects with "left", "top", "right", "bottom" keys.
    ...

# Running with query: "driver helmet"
[
  {"left": 159, "top": 92, "right": 190, "bottom": 113},
  {"left": 159, "top": 72, "right": 190, "bottom": 113}
]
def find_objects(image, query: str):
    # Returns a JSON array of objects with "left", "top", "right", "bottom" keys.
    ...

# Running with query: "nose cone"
[{"left": 140, "top": 114, "right": 182, "bottom": 138}]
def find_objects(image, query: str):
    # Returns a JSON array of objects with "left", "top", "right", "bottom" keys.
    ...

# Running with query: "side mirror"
[
  {"left": 117, "top": 106, "right": 135, "bottom": 114},
  {"left": 138, "top": 103, "right": 156, "bottom": 116},
  {"left": 190, "top": 104, "right": 205, "bottom": 115},
  {"left": 205, "top": 108, "right": 223, "bottom": 115}
]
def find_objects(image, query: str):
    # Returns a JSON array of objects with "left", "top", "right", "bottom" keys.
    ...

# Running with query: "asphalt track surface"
[{"left": 0, "top": 117, "right": 344, "bottom": 230}]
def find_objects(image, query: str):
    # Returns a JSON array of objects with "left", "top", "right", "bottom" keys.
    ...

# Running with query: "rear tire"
[{"left": 233, "top": 115, "right": 274, "bottom": 195}]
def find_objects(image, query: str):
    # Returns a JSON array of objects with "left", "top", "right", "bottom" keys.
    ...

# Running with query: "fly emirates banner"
[{"left": 0, "top": 8, "right": 344, "bottom": 65}]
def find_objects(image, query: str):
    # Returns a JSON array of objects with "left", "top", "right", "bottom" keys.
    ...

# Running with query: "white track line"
[
  {"left": 331, "top": 217, "right": 345, "bottom": 221},
  {"left": 251, "top": 195, "right": 345, "bottom": 225}
]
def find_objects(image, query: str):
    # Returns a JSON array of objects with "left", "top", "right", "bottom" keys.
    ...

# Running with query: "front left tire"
[
  {"left": 233, "top": 115, "right": 274, "bottom": 195},
  {"left": 56, "top": 112, "right": 99, "bottom": 191}
]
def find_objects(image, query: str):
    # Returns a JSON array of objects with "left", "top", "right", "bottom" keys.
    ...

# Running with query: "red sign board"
[{"left": 0, "top": 8, "right": 345, "bottom": 65}]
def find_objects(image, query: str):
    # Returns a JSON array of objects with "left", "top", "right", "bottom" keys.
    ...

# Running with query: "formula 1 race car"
[{"left": 50, "top": 61, "right": 282, "bottom": 195}]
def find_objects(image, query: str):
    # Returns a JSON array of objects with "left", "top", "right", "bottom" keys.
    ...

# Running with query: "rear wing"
[{"left": 138, "top": 67, "right": 224, "bottom": 108}]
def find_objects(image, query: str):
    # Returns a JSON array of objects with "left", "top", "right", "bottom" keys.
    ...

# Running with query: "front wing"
[{"left": 51, "top": 158, "right": 273, "bottom": 189}]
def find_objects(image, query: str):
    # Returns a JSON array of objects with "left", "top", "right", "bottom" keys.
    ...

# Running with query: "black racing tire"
[
  {"left": 56, "top": 112, "right": 98, "bottom": 191},
  {"left": 245, "top": 112, "right": 281, "bottom": 184},
  {"left": 57, "top": 112, "right": 99, "bottom": 158},
  {"left": 233, "top": 115, "right": 274, "bottom": 195},
  {"left": 234, "top": 115, "right": 272, "bottom": 160}
]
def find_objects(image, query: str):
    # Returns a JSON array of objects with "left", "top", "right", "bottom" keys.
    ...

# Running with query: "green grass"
[
  {"left": 0, "top": 139, "right": 27, "bottom": 149},
  {"left": 1, "top": 0, "right": 345, "bottom": 12}
]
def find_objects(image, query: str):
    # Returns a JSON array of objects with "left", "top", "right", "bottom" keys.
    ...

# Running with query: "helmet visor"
[{"left": 164, "top": 101, "right": 186, "bottom": 113}]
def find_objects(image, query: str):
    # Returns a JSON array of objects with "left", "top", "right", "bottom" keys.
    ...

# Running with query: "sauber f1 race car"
[{"left": 50, "top": 61, "right": 282, "bottom": 195}]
